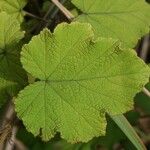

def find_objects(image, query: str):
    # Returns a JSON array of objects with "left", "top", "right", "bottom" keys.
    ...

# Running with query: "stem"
[
  {"left": 142, "top": 87, "right": 150, "bottom": 98},
  {"left": 51, "top": 0, "right": 66, "bottom": 18},
  {"left": 45, "top": 0, "right": 67, "bottom": 28},
  {"left": 140, "top": 34, "right": 149, "bottom": 61},
  {"left": 35, "top": 0, "right": 67, "bottom": 33},
  {"left": 5, "top": 126, "right": 18, "bottom": 150},
  {"left": 138, "top": 34, "right": 150, "bottom": 98},
  {"left": 43, "top": 3, "right": 55, "bottom": 20},
  {"left": 34, "top": 2, "right": 54, "bottom": 33},
  {"left": 51, "top": 0, "right": 74, "bottom": 21},
  {"left": 0, "top": 99, "right": 18, "bottom": 150},
  {"left": 23, "top": 11, "right": 48, "bottom": 23},
  {"left": 14, "top": 139, "right": 27, "bottom": 150},
  {"left": 31, "top": 0, "right": 41, "bottom": 16}
]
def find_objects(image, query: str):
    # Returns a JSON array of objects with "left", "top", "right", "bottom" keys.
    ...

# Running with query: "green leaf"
[
  {"left": 0, "top": 0, "right": 27, "bottom": 22},
  {"left": 72, "top": 0, "right": 150, "bottom": 48},
  {"left": 111, "top": 115, "right": 146, "bottom": 150},
  {"left": 0, "top": 12, "right": 27, "bottom": 106},
  {"left": 15, "top": 22, "right": 150, "bottom": 143}
]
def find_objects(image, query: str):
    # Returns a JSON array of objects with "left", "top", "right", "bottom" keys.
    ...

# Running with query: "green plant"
[{"left": 0, "top": 0, "right": 150, "bottom": 149}]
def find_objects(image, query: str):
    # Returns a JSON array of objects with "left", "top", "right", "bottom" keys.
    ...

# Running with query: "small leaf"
[
  {"left": 15, "top": 22, "right": 150, "bottom": 142},
  {"left": 72, "top": 0, "right": 150, "bottom": 48},
  {"left": 0, "top": 0, "right": 27, "bottom": 22},
  {"left": 0, "top": 12, "right": 27, "bottom": 106}
]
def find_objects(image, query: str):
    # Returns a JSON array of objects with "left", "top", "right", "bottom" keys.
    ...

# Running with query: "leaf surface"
[
  {"left": 15, "top": 22, "right": 150, "bottom": 142},
  {"left": 0, "top": 0, "right": 27, "bottom": 22},
  {"left": 72, "top": 0, "right": 150, "bottom": 47},
  {"left": 0, "top": 12, "right": 27, "bottom": 106}
]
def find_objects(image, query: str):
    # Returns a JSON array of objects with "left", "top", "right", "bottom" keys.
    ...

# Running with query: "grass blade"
[{"left": 111, "top": 114, "right": 146, "bottom": 150}]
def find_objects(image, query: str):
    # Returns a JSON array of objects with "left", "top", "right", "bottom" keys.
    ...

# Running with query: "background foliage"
[{"left": 0, "top": 0, "right": 150, "bottom": 150}]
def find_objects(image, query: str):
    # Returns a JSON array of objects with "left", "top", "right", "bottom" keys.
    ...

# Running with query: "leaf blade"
[
  {"left": 16, "top": 22, "right": 150, "bottom": 142},
  {"left": 72, "top": 0, "right": 150, "bottom": 48},
  {"left": 0, "top": 0, "right": 27, "bottom": 22},
  {"left": 0, "top": 12, "right": 27, "bottom": 106}
]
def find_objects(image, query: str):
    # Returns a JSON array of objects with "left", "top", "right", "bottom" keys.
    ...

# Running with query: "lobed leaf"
[
  {"left": 0, "top": 0, "right": 27, "bottom": 22},
  {"left": 0, "top": 12, "right": 27, "bottom": 106},
  {"left": 72, "top": 0, "right": 150, "bottom": 48},
  {"left": 15, "top": 22, "right": 150, "bottom": 142}
]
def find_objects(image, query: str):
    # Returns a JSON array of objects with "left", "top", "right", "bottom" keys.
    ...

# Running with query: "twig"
[
  {"left": 45, "top": 0, "right": 67, "bottom": 28},
  {"left": 35, "top": 0, "right": 67, "bottom": 33},
  {"left": 24, "top": 11, "right": 48, "bottom": 23},
  {"left": 49, "top": 0, "right": 67, "bottom": 19},
  {"left": 14, "top": 139, "right": 28, "bottom": 150},
  {"left": 31, "top": 0, "right": 41, "bottom": 16},
  {"left": 0, "top": 100, "right": 17, "bottom": 150},
  {"left": 138, "top": 34, "right": 150, "bottom": 98},
  {"left": 43, "top": 2, "right": 56, "bottom": 20},
  {"left": 142, "top": 87, "right": 150, "bottom": 98},
  {"left": 5, "top": 126, "right": 18, "bottom": 150},
  {"left": 2, "top": 102, "right": 15, "bottom": 126},
  {"left": 51, "top": 0, "right": 74, "bottom": 21},
  {"left": 34, "top": 2, "right": 54, "bottom": 33},
  {"left": 140, "top": 35, "right": 150, "bottom": 61}
]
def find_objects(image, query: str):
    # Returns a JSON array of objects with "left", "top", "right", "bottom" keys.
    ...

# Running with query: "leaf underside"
[
  {"left": 15, "top": 22, "right": 150, "bottom": 143},
  {"left": 72, "top": 0, "right": 150, "bottom": 48}
]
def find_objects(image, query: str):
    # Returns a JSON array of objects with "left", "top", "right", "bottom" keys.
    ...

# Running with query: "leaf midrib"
[
  {"left": 44, "top": 70, "right": 145, "bottom": 84},
  {"left": 83, "top": 10, "right": 138, "bottom": 16}
]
